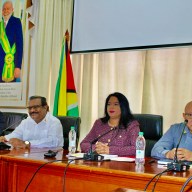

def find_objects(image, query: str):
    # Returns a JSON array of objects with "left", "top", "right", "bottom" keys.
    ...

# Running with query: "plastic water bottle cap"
[
  {"left": 139, "top": 132, "right": 144, "bottom": 136},
  {"left": 71, "top": 126, "right": 75, "bottom": 130}
]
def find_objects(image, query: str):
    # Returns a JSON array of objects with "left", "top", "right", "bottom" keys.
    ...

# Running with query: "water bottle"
[
  {"left": 135, "top": 164, "right": 144, "bottom": 173},
  {"left": 135, "top": 132, "right": 145, "bottom": 165},
  {"left": 68, "top": 126, "right": 76, "bottom": 154}
]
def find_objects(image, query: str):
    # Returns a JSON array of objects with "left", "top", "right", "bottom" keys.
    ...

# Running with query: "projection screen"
[{"left": 71, "top": 0, "right": 192, "bottom": 53}]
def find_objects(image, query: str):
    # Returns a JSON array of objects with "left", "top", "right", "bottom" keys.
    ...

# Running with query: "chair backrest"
[
  {"left": 56, "top": 116, "right": 81, "bottom": 150},
  {"left": 1, "top": 112, "right": 28, "bottom": 135},
  {"left": 133, "top": 114, "right": 163, "bottom": 157},
  {"left": 0, "top": 111, "right": 5, "bottom": 135}
]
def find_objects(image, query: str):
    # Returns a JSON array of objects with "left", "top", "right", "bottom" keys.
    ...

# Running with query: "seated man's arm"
[
  {"left": 5, "top": 118, "right": 63, "bottom": 148},
  {"left": 151, "top": 125, "right": 176, "bottom": 159}
]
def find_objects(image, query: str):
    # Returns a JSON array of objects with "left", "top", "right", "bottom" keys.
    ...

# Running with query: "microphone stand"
[
  {"left": 83, "top": 127, "right": 117, "bottom": 161},
  {"left": 83, "top": 142, "right": 104, "bottom": 161},
  {"left": 0, "top": 114, "right": 28, "bottom": 150},
  {"left": 167, "top": 120, "right": 190, "bottom": 171}
]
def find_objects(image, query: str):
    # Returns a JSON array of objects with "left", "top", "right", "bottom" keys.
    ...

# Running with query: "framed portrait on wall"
[{"left": 0, "top": 0, "right": 30, "bottom": 108}]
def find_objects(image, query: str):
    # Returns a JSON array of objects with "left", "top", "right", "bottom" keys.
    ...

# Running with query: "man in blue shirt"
[{"left": 151, "top": 101, "right": 192, "bottom": 161}]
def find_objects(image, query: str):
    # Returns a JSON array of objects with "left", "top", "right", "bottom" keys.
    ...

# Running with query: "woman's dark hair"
[{"left": 100, "top": 92, "right": 134, "bottom": 128}]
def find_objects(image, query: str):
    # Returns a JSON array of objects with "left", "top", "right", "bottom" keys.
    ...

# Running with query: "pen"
[{"left": 148, "top": 160, "right": 155, "bottom": 164}]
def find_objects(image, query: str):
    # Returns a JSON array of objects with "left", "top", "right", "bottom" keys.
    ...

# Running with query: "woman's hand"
[{"left": 95, "top": 142, "right": 109, "bottom": 154}]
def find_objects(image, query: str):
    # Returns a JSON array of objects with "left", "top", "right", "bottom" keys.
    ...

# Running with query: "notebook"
[
  {"left": 157, "top": 159, "right": 192, "bottom": 166},
  {"left": 68, "top": 153, "right": 135, "bottom": 162}
]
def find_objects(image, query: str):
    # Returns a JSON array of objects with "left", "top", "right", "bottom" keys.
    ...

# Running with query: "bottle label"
[
  {"left": 69, "top": 140, "right": 75, "bottom": 147},
  {"left": 136, "top": 150, "right": 144, "bottom": 158}
]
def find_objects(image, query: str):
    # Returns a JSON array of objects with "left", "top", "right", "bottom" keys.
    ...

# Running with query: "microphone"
[
  {"left": 167, "top": 120, "right": 190, "bottom": 171},
  {"left": 0, "top": 114, "right": 28, "bottom": 150},
  {"left": 83, "top": 126, "right": 117, "bottom": 161},
  {"left": 44, "top": 150, "right": 58, "bottom": 158}
]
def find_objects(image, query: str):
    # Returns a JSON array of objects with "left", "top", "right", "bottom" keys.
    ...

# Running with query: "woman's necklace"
[
  {"left": 107, "top": 120, "right": 119, "bottom": 143},
  {"left": 108, "top": 120, "right": 119, "bottom": 128}
]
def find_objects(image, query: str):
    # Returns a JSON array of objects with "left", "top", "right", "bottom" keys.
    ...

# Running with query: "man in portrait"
[{"left": 0, "top": 0, "right": 23, "bottom": 83}]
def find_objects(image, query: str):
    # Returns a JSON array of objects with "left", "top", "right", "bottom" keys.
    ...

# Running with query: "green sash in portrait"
[{"left": 0, "top": 20, "right": 16, "bottom": 82}]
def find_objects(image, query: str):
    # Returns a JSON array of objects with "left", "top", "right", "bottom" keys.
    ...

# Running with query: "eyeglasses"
[
  {"left": 184, "top": 113, "right": 192, "bottom": 119},
  {"left": 26, "top": 105, "right": 42, "bottom": 111}
]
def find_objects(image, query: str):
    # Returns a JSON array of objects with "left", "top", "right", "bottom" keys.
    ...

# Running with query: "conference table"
[{"left": 0, "top": 148, "right": 192, "bottom": 192}]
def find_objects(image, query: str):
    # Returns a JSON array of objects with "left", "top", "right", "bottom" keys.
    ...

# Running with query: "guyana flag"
[{"left": 53, "top": 30, "right": 79, "bottom": 116}]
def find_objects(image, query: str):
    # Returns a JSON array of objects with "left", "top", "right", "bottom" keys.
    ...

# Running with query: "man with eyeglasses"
[
  {"left": 0, "top": 96, "right": 63, "bottom": 148},
  {"left": 151, "top": 101, "right": 192, "bottom": 161}
]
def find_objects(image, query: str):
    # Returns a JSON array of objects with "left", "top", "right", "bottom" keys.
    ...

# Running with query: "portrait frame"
[{"left": 0, "top": 0, "right": 29, "bottom": 108}]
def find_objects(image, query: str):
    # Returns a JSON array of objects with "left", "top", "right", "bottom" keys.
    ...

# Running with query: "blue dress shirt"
[{"left": 151, "top": 122, "right": 192, "bottom": 159}]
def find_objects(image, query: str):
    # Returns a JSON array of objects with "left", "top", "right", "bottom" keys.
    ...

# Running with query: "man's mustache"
[{"left": 30, "top": 112, "right": 39, "bottom": 115}]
